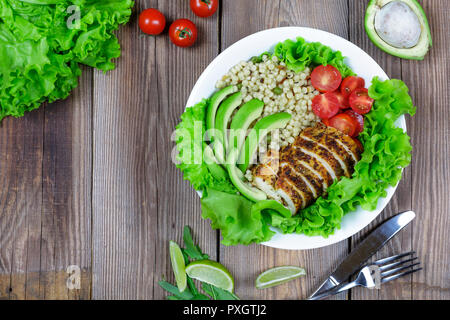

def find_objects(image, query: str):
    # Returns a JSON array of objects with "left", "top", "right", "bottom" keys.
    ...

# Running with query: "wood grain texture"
[
  {"left": 348, "top": 0, "right": 413, "bottom": 300},
  {"left": 91, "top": 0, "right": 159, "bottom": 299},
  {"left": 0, "top": 0, "right": 448, "bottom": 300},
  {"left": 219, "top": 0, "right": 351, "bottom": 300},
  {"left": 405, "top": 0, "right": 450, "bottom": 299},
  {"left": 152, "top": 0, "right": 220, "bottom": 299},
  {"left": 0, "top": 66, "right": 92, "bottom": 299}
]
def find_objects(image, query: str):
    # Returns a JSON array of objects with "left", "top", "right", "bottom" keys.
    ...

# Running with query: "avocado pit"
[{"left": 374, "top": 1, "right": 422, "bottom": 49}]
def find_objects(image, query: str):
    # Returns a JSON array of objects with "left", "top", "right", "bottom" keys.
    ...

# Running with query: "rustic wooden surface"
[{"left": 0, "top": 0, "right": 448, "bottom": 300}]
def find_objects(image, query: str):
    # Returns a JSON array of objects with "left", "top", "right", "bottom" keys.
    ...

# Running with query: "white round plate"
[{"left": 185, "top": 27, "right": 406, "bottom": 250}]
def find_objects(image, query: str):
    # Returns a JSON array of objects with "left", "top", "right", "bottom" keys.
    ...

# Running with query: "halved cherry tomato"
[
  {"left": 329, "top": 91, "right": 348, "bottom": 109},
  {"left": 340, "top": 76, "right": 365, "bottom": 98},
  {"left": 311, "top": 92, "right": 340, "bottom": 119},
  {"left": 190, "top": 0, "right": 219, "bottom": 17},
  {"left": 310, "top": 65, "right": 342, "bottom": 93},
  {"left": 349, "top": 88, "right": 374, "bottom": 114},
  {"left": 344, "top": 109, "right": 364, "bottom": 136},
  {"left": 328, "top": 113, "right": 358, "bottom": 137},
  {"left": 139, "top": 8, "right": 166, "bottom": 35},
  {"left": 169, "top": 19, "right": 198, "bottom": 47},
  {"left": 352, "top": 137, "right": 364, "bottom": 151}
]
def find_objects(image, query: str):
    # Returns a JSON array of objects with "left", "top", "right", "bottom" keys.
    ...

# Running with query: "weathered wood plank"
[
  {"left": 219, "top": 0, "right": 350, "bottom": 300},
  {"left": 38, "top": 66, "right": 93, "bottom": 300},
  {"left": 152, "top": 0, "right": 220, "bottom": 299},
  {"left": 0, "top": 109, "right": 44, "bottom": 300},
  {"left": 91, "top": 0, "right": 160, "bottom": 299},
  {"left": 348, "top": 0, "right": 413, "bottom": 300},
  {"left": 403, "top": 0, "right": 449, "bottom": 300},
  {"left": 0, "top": 66, "right": 92, "bottom": 300}
]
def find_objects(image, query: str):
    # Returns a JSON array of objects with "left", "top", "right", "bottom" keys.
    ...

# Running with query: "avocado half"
[{"left": 365, "top": 0, "right": 432, "bottom": 60}]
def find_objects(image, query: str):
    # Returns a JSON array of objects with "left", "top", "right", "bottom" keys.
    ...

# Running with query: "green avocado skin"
[
  {"left": 226, "top": 149, "right": 267, "bottom": 202},
  {"left": 365, "top": 0, "right": 432, "bottom": 60},
  {"left": 237, "top": 112, "right": 291, "bottom": 173},
  {"left": 206, "top": 86, "right": 236, "bottom": 135},
  {"left": 215, "top": 92, "right": 243, "bottom": 152}
]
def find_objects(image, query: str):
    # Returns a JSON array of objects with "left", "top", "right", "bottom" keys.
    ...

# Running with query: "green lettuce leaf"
[
  {"left": 0, "top": 0, "right": 134, "bottom": 121},
  {"left": 175, "top": 99, "right": 237, "bottom": 193},
  {"left": 274, "top": 37, "right": 355, "bottom": 77},
  {"left": 200, "top": 188, "right": 275, "bottom": 246}
]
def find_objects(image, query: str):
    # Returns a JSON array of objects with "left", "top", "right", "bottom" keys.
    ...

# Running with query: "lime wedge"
[
  {"left": 255, "top": 266, "right": 306, "bottom": 289},
  {"left": 185, "top": 259, "right": 234, "bottom": 292},
  {"left": 169, "top": 240, "right": 187, "bottom": 292}
]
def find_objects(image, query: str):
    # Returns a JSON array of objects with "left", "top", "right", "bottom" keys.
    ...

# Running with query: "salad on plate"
[{"left": 175, "top": 36, "right": 416, "bottom": 246}]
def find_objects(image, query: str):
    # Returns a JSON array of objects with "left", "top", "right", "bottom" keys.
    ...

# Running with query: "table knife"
[{"left": 308, "top": 210, "right": 415, "bottom": 299}]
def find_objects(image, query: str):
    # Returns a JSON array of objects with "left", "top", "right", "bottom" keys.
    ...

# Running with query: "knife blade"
[{"left": 308, "top": 210, "right": 415, "bottom": 299}]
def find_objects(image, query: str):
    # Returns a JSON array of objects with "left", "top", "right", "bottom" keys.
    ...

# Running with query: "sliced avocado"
[
  {"left": 203, "top": 143, "right": 228, "bottom": 180},
  {"left": 365, "top": 0, "right": 432, "bottom": 60},
  {"left": 206, "top": 85, "right": 236, "bottom": 136},
  {"left": 229, "top": 99, "right": 264, "bottom": 152},
  {"left": 226, "top": 148, "right": 267, "bottom": 202},
  {"left": 214, "top": 92, "right": 243, "bottom": 155},
  {"left": 237, "top": 112, "right": 292, "bottom": 173}
]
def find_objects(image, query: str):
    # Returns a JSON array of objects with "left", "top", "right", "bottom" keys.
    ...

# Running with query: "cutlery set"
[{"left": 308, "top": 211, "right": 421, "bottom": 300}]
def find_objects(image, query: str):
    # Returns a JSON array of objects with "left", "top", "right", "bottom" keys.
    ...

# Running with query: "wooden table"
[{"left": 0, "top": 0, "right": 448, "bottom": 300}]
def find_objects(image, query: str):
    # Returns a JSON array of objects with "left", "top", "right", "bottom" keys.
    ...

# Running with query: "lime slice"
[
  {"left": 185, "top": 259, "right": 234, "bottom": 292},
  {"left": 169, "top": 240, "right": 187, "bottom": 292},
  {"left": 255, "top": 266, "right": 306, "bottom": 289}
]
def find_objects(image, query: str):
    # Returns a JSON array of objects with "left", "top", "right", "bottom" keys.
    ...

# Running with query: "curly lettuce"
[
  {"left": 175, "top": 99, "right": 237, "bottom": 194},
  {"left": 274, "top": 37, "right": 355, "bottom": 77},
  {"left": 0, "top": 0, "right": 134, "bottom": 121}
]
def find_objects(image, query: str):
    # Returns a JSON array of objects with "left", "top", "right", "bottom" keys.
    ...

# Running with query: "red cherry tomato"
[
  {"left": 312, "top": 92, "right": 340, "bottom": 119},
  {"left": 352, "top": 137, "right": 364, "bottom": 151},
  {"left": 349, "top": 88, "right": 374, "bottom": 114},
  {"left": 190, "top": 0, "right": 219, "bottom": 17},
  {"left": 340, "top": 76, "right": 365, "bottom": 99},
  {"left": 310, "top": 65, "right": 342, "bottom": 93},
  {"left": 139, "top": 8, "right": 166, "bottom": 35},
  {"left": 328, "top": 113, "right": 358, "bottom": 137},
  {"left": 169, "top": 19, "right": 198, "bottom": 47},
  {"left": 344, "top": 109, "right": 364, "bottom": 136},
  {"left": 329, "top": 91, "right": 349, "bottom": 109}
]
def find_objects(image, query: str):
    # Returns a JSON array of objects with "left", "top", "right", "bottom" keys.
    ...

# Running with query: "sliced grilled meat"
[{"left": 251, "top": 123, "right": 363, "bottom": 215}]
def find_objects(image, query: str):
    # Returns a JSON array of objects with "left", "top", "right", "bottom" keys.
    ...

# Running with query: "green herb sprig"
[{"left": 158, "top": 226, "right": 240, "bottom": 300}]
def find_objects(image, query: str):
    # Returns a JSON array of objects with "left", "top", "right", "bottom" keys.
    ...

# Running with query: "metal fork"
[{"left": 308, "top": 251, "right": 422, "bottom": 300}]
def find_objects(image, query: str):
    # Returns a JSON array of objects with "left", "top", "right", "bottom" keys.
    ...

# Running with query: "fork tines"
[{"left": 373, "top": 251, "right": 422, "bottom": 284}]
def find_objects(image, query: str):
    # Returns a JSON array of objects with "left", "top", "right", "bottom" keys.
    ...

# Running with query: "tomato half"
[
  {"left": 328, "top": 113, "right": 358, "bottom": 137},
  {"left": 352, "top": 137, "right": 364, "bottom": 151},
  {"left": 340, "top": 76, "right": 365, "bottom": 98},
  {"left": 344, "top": 109, "right": 364, "bottom": 136},
  {"left": 311, "top": 92, "right": 340, "bottom": 119},
  {"left": 169, "top": 19, "right": 198, "bottom": 47},
  {"left": 329, "top": 91, "right": 348, "bottom": 109},
  {"left": 190, "top": 0, "right": 219, "bottom": 17},
  {"left": 310, "top": 65, "right": 342, "bottom": 93},
  {"left": 348, "top": 88, "right": 374, "bottom": 114},
  {"left": 139, "top": 8, "right": 166, "bottom": 35}
]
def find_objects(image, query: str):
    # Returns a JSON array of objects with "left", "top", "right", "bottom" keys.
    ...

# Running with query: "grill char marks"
[{"left": 251, "top": 123, "right": 363, "bottom": 215}]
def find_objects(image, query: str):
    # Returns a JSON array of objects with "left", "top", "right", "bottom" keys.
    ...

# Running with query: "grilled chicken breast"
[{"left": 252, "top": 123, "right": 363, "bottom": 214}]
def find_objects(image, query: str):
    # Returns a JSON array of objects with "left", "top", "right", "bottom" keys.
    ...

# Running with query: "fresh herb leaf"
[
  {"left": 158, "top": 280, "right": 194, "bottom": 300},
  {"left": 182, "top": 225, "right": 209, "bottom": 260},
  {"left": 202, "top": 283, "right": 240, "bottom": 300}
]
